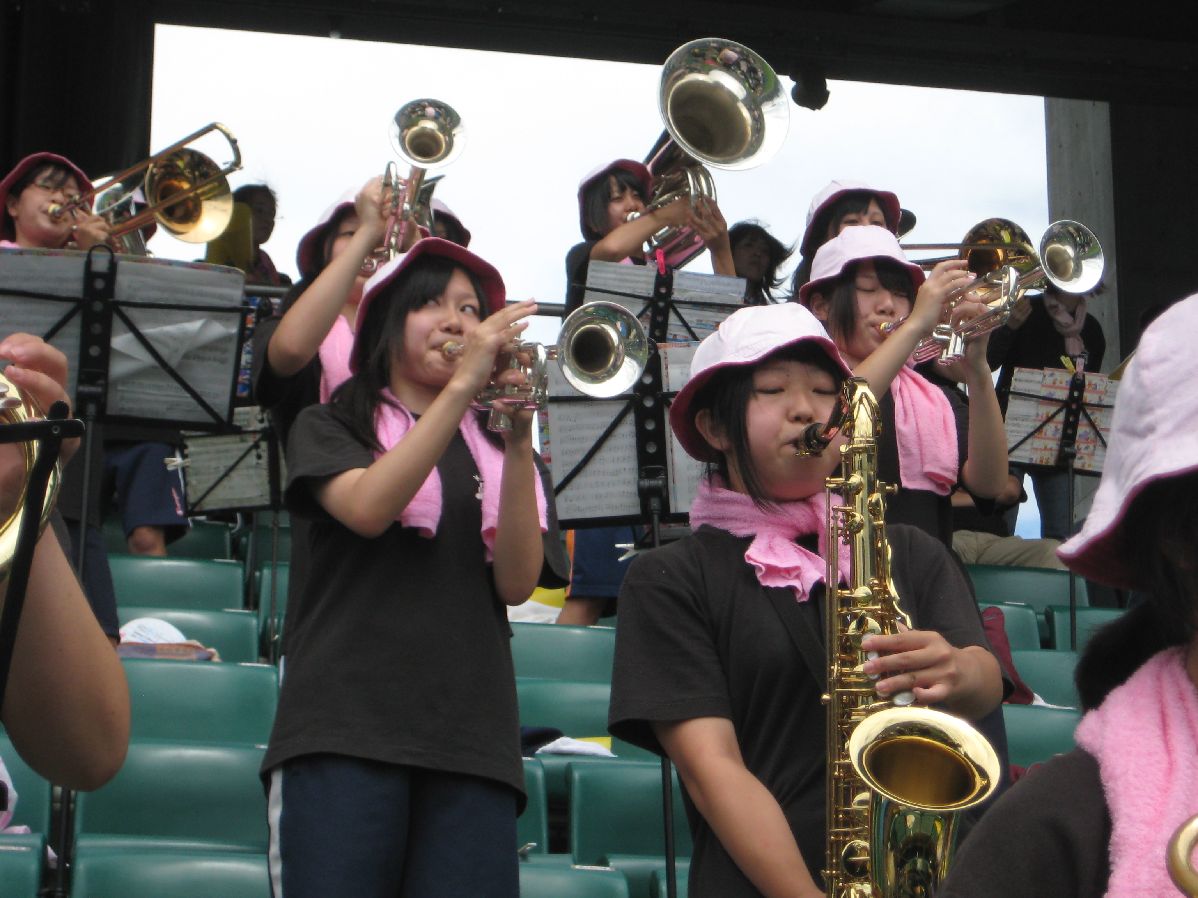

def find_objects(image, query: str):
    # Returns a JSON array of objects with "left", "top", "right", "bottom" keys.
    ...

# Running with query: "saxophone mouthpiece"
[{"left": 793, "top": 421, "right": 830, "bottom": 456}]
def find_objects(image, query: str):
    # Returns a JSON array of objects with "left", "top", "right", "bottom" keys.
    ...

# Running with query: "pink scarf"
[
  {"left": 689, "top": 476, "right": 850, "bottom": 602},
  {"left": 890, "top": 365, "right": 958, "bottom": 496},
  {"left": 1043, "top": 292, "right": 1088, "bottom": 359},
  {"left": 318, "top": 315, "right": 354, "bottom": 403},
  {"left": 1074, "top": 646, "right": 1198, "bottom": 898},
  {"left": 373, "top": 390, "right": 547, "bottom": 561}
]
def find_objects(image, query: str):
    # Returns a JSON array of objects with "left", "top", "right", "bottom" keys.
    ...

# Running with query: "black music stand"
[{"left": 1004, "top": 361, "right": 1117, "bottom": 648}]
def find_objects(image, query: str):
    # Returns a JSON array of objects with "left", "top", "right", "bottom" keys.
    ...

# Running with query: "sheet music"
[
  {"left": 0, "top": 249, "right": 246, "bottom": 427},
  {"left": 540, "top": 342, "right": 704, "bottom": 524},
  {"left": 1005, "top": 366, "right": 1118, "bottom": 474},
  {"left": 180, "top": 407, "right": 279, "bottom": 512}
]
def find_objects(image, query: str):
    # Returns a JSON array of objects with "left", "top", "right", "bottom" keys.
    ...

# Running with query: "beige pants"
[{"left": 952, "top": 531, "right": 1066, "bottom": 569}]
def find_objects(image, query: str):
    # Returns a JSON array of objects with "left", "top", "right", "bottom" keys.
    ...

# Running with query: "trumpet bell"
[
  {"left": 1039, "top": 219, "right": 1103, "bottom": 294},
  {"left": 660, "top": 38, "right": 789, "bottom": 172},
  {"left": 558, "top": 302, "right": 650, "bottom": 399},
  {"left": 144, "top": 148, "right": 234, "bottom": 244},
  {"left": 390, "top": 99, "right": 466, "bottom": 170}
]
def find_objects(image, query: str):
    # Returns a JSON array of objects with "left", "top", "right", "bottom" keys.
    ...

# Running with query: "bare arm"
[
  {"left": 315, "top": 301, "right": 538, "bottom": 538},
  {"left": 2, "top": 527, "right": 130, "bottom": 790},
  {"left": 590, "top": 197, "right": 694, "bottom": 263},
  {"left": 653, "top": 717, "right": 825, "bottom": 898},
  {"left": 266, "top": 177, "right": 387, "bottom": 377}
]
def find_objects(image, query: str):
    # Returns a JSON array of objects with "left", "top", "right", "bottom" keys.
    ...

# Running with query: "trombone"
[
  {"left": 440, "top": 301, "right": 649, "bottom": 432},
  {"left": 888, "top": 218, "right": 1104, "bottom": 365},
  {"left": 362, "top": 99, "right": 465, "bottom": 275},
  {"left": 633, "top": 38, "right": 789, "bottom": 269},
  {"left": 48, "top": 123, "right": 242, "bottom": 249}
]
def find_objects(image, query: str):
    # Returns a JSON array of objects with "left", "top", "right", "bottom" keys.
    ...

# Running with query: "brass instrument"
[
  {"left": 1169, "top": 815, "right": 1198, "bottom": 896},
  {"left": 440, "top": 301, "right": 649, "bottom": 432},
  {"left": 632, "top": 38, "right": 789, "bottom": 269},
  {"left": 362, "top": 99, "right": 464, "bottom": 275},
  {"left": 885, "top": 219, "right": 1104, "bottom": 365},
  {"left": 807, "top": 378, "right": 1001, "bottom": 897},
  {"left": 48, "top": 123, "right": 242, "bottom": 247},
  {"left": 0, "top": 371, "right": 68, "bottom": 579}
]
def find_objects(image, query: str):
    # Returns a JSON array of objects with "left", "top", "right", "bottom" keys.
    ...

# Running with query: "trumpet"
[
  {"left": 883, "top": 219, "right": 1104, "bottom": 365},
  {"left": 48, "top": 123, "right": 241, "bottom": 248},
  {"left": 439, "top": 301, "right": 649, "bottom": 432},
  {"left": 362, "top": 99, "right": 465, "bottom": 275},
  {"left": 631, "top": 38, "right": 789, "bottom": 269}
]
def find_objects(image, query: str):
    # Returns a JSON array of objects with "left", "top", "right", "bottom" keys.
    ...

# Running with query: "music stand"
[
  {"left": 1004, "top": 363, "right": 1118, "bottom": 647},
  {"left": 545, "top": 259, "right": 744, "bottom": 898}
]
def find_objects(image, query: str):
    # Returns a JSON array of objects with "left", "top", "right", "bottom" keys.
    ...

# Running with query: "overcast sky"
[{"left": 148, "top": 25, "right": 1053, "bottom": 536}]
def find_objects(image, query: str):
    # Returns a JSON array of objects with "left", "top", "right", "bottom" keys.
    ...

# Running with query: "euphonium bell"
[
  {"left": 632, "top": 38, "right": 789, "bottom": 269},
  {"left": 441, "top": 301, "right": 649, "bottom": 432}
]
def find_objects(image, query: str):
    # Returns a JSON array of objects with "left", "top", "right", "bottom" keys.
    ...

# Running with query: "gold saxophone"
[
  {"left": 803, "top": 377, "right": 1002, "bottom": 897},
  {"left": 1169, "top": 815, "right": 1198, "bottom": 896}
]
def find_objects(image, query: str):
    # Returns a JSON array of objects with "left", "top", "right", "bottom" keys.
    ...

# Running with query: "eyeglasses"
[{"left": 31, "top": 180, "right": 82, "bottom": 204}]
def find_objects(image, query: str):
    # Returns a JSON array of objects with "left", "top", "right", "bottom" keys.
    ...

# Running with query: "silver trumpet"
[{"left": 440, "top": 301, "right": 650, "bottom": 432}]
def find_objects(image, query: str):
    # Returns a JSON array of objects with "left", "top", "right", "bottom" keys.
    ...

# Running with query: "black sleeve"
[
  {"left": 938, "top": 750, "right": 1110, "bottom": 898},
  {"left": 251, "top": 314, "right": 322, "bottom": 444},
  {"left": 534, "top": 452, "right": 570, "bottom": 589},
  {"left": 608, "top": 539, "right": 734, "bottom": 754},
  {"left": 1085, "top": 314, "right": 1106, "bottom": 373},
  {"left": 891, "top": 524, "right": 991, "bottom": 652},
  {"left": 283, "top": 404, "right": 374, "bottom": 519},
  {"left": 985, "top": 318, "right": 1017, "bottom": 372},
  {"left": 564, "top": 241, "right": 597, "bottom": 315}
]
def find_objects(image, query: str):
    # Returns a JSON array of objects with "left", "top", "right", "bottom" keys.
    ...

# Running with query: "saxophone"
[{"left": 800, "top": 378, "right": 1002, "bottom": 898}]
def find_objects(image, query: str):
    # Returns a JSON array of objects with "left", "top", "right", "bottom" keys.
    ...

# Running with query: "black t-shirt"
[
  {"left": 986, "top": 297, "right": 1107, "bottom": 416},
  {"left": 609, "top": 522, "right": 995, "bottom": 898},
  {"left": 938, "top": 749, "right": 1110, "bottom": 898},
  {"left": 262, "top": 403, "right": 569, "bottom": 800},
  {"left": 877, "top": 385, "right": 969, "bottom": 548}
]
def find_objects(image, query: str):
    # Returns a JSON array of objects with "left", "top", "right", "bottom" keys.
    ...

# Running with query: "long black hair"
[
  {"left": 690, "top": 343, "right": 845, "bottom": 507},
  {"left": 1074, "top": 473, "right": 1198, "bottom": 710},
  {"left": 330, "top": 255, "right": 493, "bottom": 451},
  {"left": 729, "top": 220, "right": 794, "bottom": 304}
]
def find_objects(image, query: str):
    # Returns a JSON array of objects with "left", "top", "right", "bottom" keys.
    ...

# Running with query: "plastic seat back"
[
  {"left": 967, "top": 565, "right": 1088, "bottom": 613},
  {"left": 511, "top": 623, "right": 615, "bottom": 683},
  {"left": 519, "top": 758, "right": 550, "bottom": 855},
  {"left": 71, "top": 848, "right": 270, "bottom": 898},
  {"left": 0, "top": 732, "right": 51, "bottom": 835},
  {"left": 109, "top": 556, "right": 245, "bottom": 610},
  {"left": 978, "top": 601, "right": 1041, "bottom": 650},
  {"left": 123, "top": 659, "right": 277, "bottom": 744},
  {"left": 568, "top": 760, "right": 692, "bottom": 865},
  {"left": 118, "top": 607, "right": 258, "bottom": 663},
  {"left": 519, "top": 862, "right": 630, "bottom": 898},
  {"left": 1045, "top": 605, "right": 1125, "bottom": 651},
  {"left": 1009, "top": 650, "right": 1080, "bottom": 708},
  {"left": 1002, "top": 704, "right": 1081, "bottom": 769},
  {"left": 516, "top": 678, "right": 611, "bottom": 739}
]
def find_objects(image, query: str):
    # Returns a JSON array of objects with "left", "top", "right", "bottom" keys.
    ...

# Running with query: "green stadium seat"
[
  {"left": 649, "top": 861, "right": 692, "bottom": 898},
  {"left": 256, "top": 562, "right": 289, "bottom": 659},
  {"left": 169, "top": 520, "right": 235, "bottom": 560},
  {"left": 511, "top": 623, "right": 615, "bottom": 683},
  {"left": 0, "top": 832, "right": 43, "bottom": 897},
  {"left": 1002, "top": 704, "right": 1081, "bottom": 769},
  {"left": 109, "top": 556, "right": 245, "bottom": 611},
  {"left": 978, "top": 601, "right": 1041, "bottom": 650},
  {"left": 74, "top": 741, "right": 268, "bottom": 853},
  {"left": 0, "top": 733, "right": 51, "bottom": 835},
  {"left": 1009, "top": 650, "right": 1080, "bottom": 708},
  {"left": 71, "top": 848, "right": 270, "bottom": 898},
  {"left": 517, "top": 678, "right": 611, "bottom": 739},
  {"left": 122, "top": 659, "right": 277, "bottom": 744},
  {"left": 967, "top": 565, "right": 1088, "bottom": 611},
  {"left": 520, "top": 758, "right": 550, "bottom": 855},
  {"left": 568, "top": 760, "right": 692, "bottom": 866},
  {"left": 1045, "top": 605, "right": 1125, "bottom": 651},
  {"left": 519, "top": 863, "right": 630, "bottom": 898},
  {"left": 118, "top": 607, "right": 258, "bottom": 663},
  {"left": 535, "top": 739, "right": 658, "bottom": 808}
]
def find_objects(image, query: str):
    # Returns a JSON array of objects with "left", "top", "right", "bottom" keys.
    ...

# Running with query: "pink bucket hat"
[
  {"left": 352, "top": 237, "right": 506, "bottom": 372},
  {"left": 430, "top": 198, "right": 472, "bottom": 248},
  {"left": 669, "top": 303, "right": 852, "bottom": 463},
  {"left": 0, "top": 152, "right": 91, "bottom": 241},
  {"left": 577, "top": 159, "right": 653, "bottom": 240},
  {"left": 797, "top": 225, "right": 926, "bottom": 305},
  {"left": 800, "top": 179, "right": 901, "bottom": 257},
  {"left": 295, "top": 188, "right": 357, "bottom": 281},
  {"left": 1058, "top": 294, "right": 1198, "bottom": 589}
]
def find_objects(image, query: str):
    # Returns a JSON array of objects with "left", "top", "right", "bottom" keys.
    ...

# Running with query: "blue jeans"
[
  {"left": 1010, "top": 465, "right": 1078, "bottom": 541},
  {"left": 268, "top": 755, "right": 518, "bottom": 898}
]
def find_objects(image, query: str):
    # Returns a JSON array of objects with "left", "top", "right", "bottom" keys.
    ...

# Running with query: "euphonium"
[
  {"left": 439, "top": 301, "right": 649, "bottom": 432},
  {"left": 0, "top": 371, "right": 67, "bottom": 580},
  {"left": 1169, "top": 815, "right": 1198, "bottom": 897},
  {"left": 804, "top": 378, "right": 1001, "bottom": 897}
]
